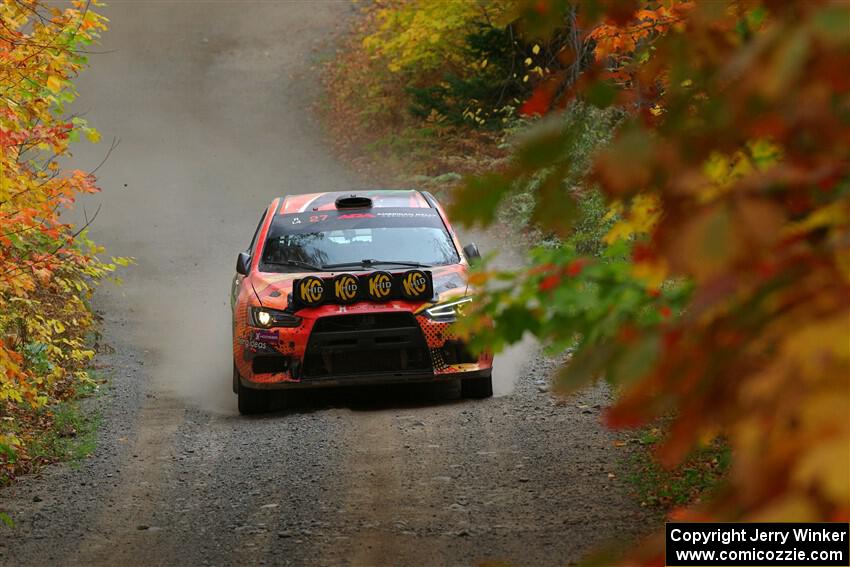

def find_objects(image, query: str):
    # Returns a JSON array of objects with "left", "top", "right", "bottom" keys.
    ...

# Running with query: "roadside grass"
[
  {"left": 26, "top": 396, "right": 102, "bottom": 470},
  {"left": 624, "top": 425, "right": 731, "bottom": 510},
  {"left": 0, "top": 371, "right": 107, "bottom": 488}
]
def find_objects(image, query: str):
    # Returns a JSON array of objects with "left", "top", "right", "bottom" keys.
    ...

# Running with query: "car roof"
[{"left": 278, "top": 190, "right": 432, "bottom": 214}]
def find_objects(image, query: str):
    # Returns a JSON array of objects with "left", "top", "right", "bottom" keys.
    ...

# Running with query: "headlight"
[
  {"left": 250, "top": 307, "right": 302, "bottom": 328},
  {"left": 424, "top": 296, "right": 472, "bottom": 322}
]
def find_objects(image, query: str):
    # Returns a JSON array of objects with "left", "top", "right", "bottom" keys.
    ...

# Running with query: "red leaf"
[
  {"left": 618, "top": 324, "right": 639, "bottom": 344},
  {"left": 538, "top": 273, "right": 560, "bottom": 292},
  {"left": 632, "top": 243, "right": 656, "bottom": 263},
  {"left": 519, "top": 83, "right": 556, "bottom": 117},
  {"left": 565, "top": 258, "right": 587, "bottom": 276}
]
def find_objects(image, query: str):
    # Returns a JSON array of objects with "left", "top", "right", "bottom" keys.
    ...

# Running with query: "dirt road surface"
[{"left": 0, "top": 2, "right": 650, "bottom": 565}]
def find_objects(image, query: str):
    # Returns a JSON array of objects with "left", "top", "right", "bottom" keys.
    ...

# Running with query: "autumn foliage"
[
  {"left": 453, "top": 0, "right": 849, "bottom": 558},
  {"left": 0, "top": 0, "right": 123, "bottom": 479}
]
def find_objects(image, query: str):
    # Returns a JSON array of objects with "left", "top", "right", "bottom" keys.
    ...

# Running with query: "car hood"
[{"left": 250, "top": 264, "right": 469, "bottom": 312}]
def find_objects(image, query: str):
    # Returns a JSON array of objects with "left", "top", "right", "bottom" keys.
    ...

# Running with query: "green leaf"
[
  {"left": 555, "top": 342, "right": 619, "bottom": 394},
  {"left": 530, "top": 169, "right": 578, "bottom": 234},
  {"left": 809, "top": 5, "right": 850, "bottom": 45},
  {"left": 0, "top": 443, "right": 16, "bottom": 463},
  {"left": 0, "top": 512, "right": 13, "bottom": 529},
  {"left": 497, "top": 305, "right": 541, "bottom": 342},
  {"left": 451, "top": 172, "right": 512, "bottom": 226},
  {"left": 515, "top": 125, "right": 571, "bottom": 169},
  {"left": 610, "top": 334, "right": 659, "bottom": 386},
  {"left": 585, "top": 81, "right": 618, "bottom": 109}
]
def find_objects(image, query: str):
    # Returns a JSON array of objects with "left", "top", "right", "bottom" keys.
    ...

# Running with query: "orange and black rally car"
[{"left": 231, "top": 190, "right": 493, "bottom": 414}]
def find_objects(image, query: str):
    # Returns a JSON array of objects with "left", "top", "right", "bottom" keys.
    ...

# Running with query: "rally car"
[{"left": 231, "top": 189, "right": 493, "bottom": 414}]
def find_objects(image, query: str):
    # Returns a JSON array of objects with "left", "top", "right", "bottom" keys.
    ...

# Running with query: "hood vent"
[{"left": 335, "top": 195, "right": 373, "bottom": 209}]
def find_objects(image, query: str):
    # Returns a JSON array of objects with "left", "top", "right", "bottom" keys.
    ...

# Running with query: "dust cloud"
[
  {"left": 492, "top": 334, "right": 538, "bottom": 396},
  {"left": 65, "top": 1, "right": 353, "bottom": 415},
  {"left": 141, "top": 282, "right": 235, "bottom": 415},
  {"left": 64, "top": 1, "right": 531, "bottom": 415}
]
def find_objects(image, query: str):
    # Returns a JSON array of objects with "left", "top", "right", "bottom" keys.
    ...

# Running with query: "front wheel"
[
  {"left": 462, "top": 373, "right": 493, "bottom": 399},
  {"left": 237, "top": 381, "right": 269, "bottom": 415}
]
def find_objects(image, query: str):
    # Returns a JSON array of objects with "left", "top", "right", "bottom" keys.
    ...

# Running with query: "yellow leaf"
[
  {"left": 603, "top": 194, "right": 661, "bottom": 244},
  {"left": 532, "top": 44, "right": 540, "bottom": 54},
  {"left": 786, "top": 201, "right": 850, "bottom": 236},
  {"left": 86, "top": 128, "right": 101, "bottom": 143},
  {"left": 631, "top": 258, "right": 668, "bottom": 289},
  {"left": 604, "top": 218, "right": 637, "bottom": 244},
  {"left": 793, "top": 437, "right": 850, "bottom": 503},
  {"left": 703, "top": 152, "right": 730, "bottom": 185},
  {"left": 750, "top": 494, "right": 818, "bottom": 522},
  {"left": 602, "top": 201, "right": 623, "bottom": 222},
  {"left": 46, "top": 75, "right": 63, "bottom": 93},
  {"left": 781, "top": 315, "right": 850, "bottom": 378}
]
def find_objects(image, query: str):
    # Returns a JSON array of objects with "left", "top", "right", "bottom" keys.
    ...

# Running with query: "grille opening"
[
  {"left": 441, "top": 340, "right": 477, "bottom": 365},
  {"left": 304, "top": 313, "right": 431, "bottom": 378},
  {"left": 312, "top": 313, "right": 417, "bottom": 333},
  {"left": 303, "top": 347, "right": 431, "bottom": 378},
  {"left": 252, "top": 356, "right": 290, "bottom": 374}
]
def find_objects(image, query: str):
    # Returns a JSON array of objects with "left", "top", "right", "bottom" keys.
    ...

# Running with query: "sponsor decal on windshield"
[
  {"left": 273, "top": 208, "right": 443, "bottom": 234},
  {"left": 374, "top": 211, "right": 439, "bottom": 218},
  {"left": 338, "top": 213, "right": 375, "bottom": 219}
]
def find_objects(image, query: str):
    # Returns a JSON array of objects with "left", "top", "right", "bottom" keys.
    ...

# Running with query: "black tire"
[
  {"left": 462, "top": 373, "right": 493, "bottom": 399},
  {"left": 237, "top": 381, "right": 269, "bottom": 415}
]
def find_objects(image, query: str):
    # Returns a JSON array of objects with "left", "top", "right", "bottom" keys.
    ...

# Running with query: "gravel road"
[{"left": 0, "top": 2, "right": 650, "bottom": 565}]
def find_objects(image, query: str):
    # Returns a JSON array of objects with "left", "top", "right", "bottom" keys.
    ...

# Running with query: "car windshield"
[{"left": 260, "top": 208, "right": 460, "bottom": 272}]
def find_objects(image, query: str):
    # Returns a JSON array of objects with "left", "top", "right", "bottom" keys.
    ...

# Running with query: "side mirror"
[
  {"left": 236, "top": 252, "right": 251, "bottom": 276},
  {"left": 463, "top": 243, "right": 481, "bottom": 264}
]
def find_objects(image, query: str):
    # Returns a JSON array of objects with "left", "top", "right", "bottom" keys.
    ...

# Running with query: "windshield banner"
[
  {"left": 291, "top": 270, "right": 433, "bottom": 308},
  {"left": 275, "top": 208, "right": 444, "bottom": 234}
]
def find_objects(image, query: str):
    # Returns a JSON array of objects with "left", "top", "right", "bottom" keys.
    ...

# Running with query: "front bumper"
[
  {"left": 233, "top": 304, "right": 492, "bottom": 388},
  {"left": 239, "top": 367, "right": 491, "bottom": 390}
]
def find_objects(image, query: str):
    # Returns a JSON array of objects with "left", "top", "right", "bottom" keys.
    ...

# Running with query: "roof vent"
[{"left": 335, "top": 195, "right": 373, "bottom": 209}]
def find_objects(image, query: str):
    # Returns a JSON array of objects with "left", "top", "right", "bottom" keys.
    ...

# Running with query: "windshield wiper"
[
  {"left": 322, "top": 259, "right": 433, "bottom": 270},
  {"left": 265, "top": 259, "right": 325, "bottom": 271}
]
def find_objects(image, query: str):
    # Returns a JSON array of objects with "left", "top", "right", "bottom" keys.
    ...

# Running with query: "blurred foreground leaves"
[{"left": 452, "top": 1, "right": 850, "bottom": 560}]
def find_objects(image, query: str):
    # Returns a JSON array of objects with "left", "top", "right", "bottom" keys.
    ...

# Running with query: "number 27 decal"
[{"left": 309, "top": 215, "right": 329, "bottom": 223}]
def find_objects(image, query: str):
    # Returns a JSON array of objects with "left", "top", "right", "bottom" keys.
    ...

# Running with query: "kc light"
[
  {"left": 250, "top": 307, "right": 302, "bottom": 328},
  {"left": 424, "top": 296, "right": 473, "bottom": 322}
]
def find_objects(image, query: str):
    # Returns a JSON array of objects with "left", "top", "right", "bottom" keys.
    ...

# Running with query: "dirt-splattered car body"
[{"left": 231, "top": 190, "right": 492, "bottom": 413}]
